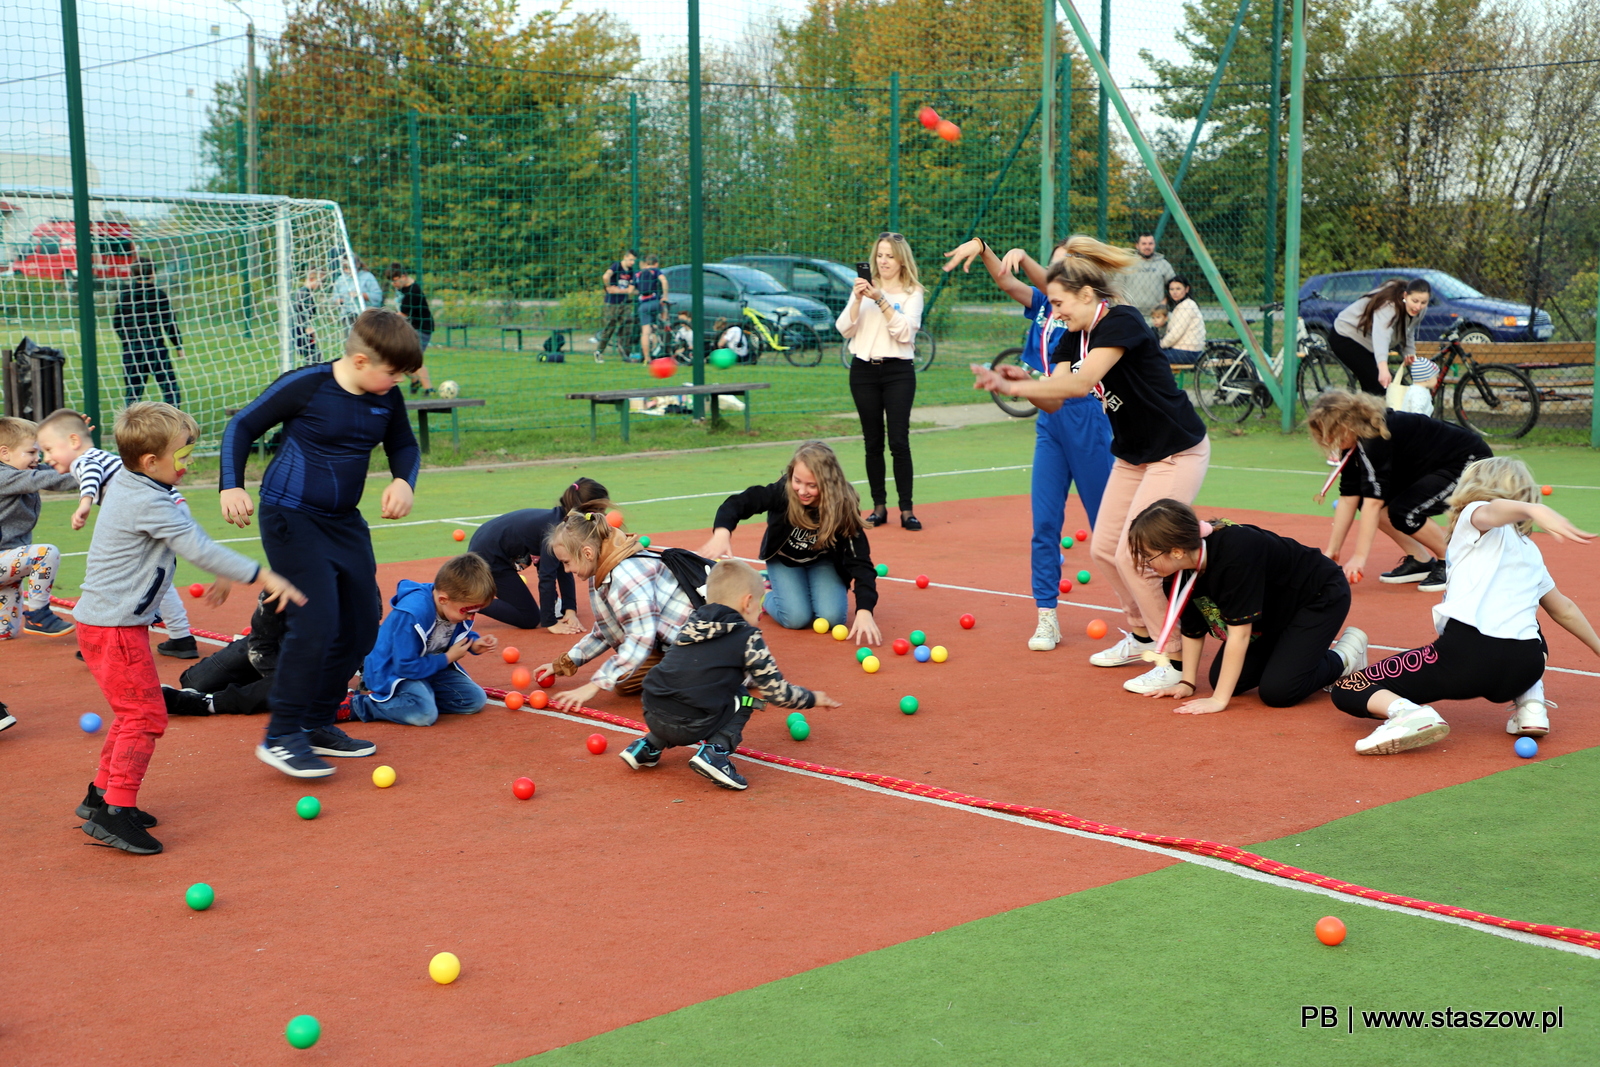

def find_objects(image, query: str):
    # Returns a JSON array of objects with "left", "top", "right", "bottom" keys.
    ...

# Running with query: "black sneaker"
[
  {"left": 619, "top": 737, "right": 662, "bottom": 770},
  {"left": 0, "top": 701, "right": 14, "bottom": 733},
  {"left": 22, "top": 607, "right": 73, "bottom": 635},
  {"left": 688, "top": 743, "right": 748, "bottom": 790},
  {"left": 75, "top": 782, "right": 158, "bottom": 827},
  {"left": 308, "top": 725, "right": 376, "bottom": 758},
  {"left": 255, "top": 734, "right": 336, "bottom": 778},
  {"left": 83, "top": 804, "right": 164, "bottom": 854},
  {"left": 1417, "top": 559, "right": 1449, "bottom": 593},
  {"left": 161, "top": 685, "right": 213, "bottom": 717},
  {"left": 157, "top": 635, "right": 199, "bottom": 659},
  {"left": 1378, "top": 555, "right": 1433, "bottom": 584}
]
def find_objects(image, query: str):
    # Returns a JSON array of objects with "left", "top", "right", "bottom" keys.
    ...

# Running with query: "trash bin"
[{"left": 4, "top": 337, "right": 67, "bottom": 421}]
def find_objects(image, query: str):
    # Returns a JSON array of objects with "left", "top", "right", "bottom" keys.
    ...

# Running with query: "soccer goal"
[{"left": 0, "top": 188, "right": 358, "bottom": 444}]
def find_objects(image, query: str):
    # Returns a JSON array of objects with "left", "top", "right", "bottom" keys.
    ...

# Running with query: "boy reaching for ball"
[
  {"left": 342, "top": 554, "right": 498, "bottom": 726},
  {"left": 625, "top": 559, "right": 839, "bottom": 790},
  {"left": 74, "top": 403, "right": 304, "bottom": 854}
]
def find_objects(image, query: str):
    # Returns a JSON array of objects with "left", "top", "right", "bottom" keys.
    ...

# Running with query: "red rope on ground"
[{"left": 483, "top": 685, "right": 1600, "bottom": 952}]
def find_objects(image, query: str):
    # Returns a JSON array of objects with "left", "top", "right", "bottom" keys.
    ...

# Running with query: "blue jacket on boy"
[{"left": 360, "top": 579, "right": 480, "bottom": 703}]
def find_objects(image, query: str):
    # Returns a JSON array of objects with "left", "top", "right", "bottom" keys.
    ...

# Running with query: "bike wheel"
[
  {"left": 1192, "top": 347, "right": 1257, "bottom": 424},
  {"left": 912, "top": 328, "right": 936, "bottom": 373},
  {"left": 839, "top": 338, "right": 853, "bottom": 369},
  {"left": 1295, "top": 346, "right": 1356, "bottom": 411},
  {"left": 988, "top": 348, "right": 1038, "bottom": 419},
  {"left": 782, "top": 323, "right": 824, "bottom": 367},
  {"left": 1454, "top": 364, "right": 1538, "bottom": 439}
]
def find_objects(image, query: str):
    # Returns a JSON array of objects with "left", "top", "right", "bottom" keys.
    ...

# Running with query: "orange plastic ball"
[
  {"left": 504, "top": 691, "right": 525, "bottom": 710},
  {"left": 528, "top": 690, "right": 549, "bottom": 709},
  {"left": 1541, "top": 485, "right": 1553, "bottom": 496},
  {"left": 936, "top": 120, "right": 960, "bottom": 142},
  {"left": 509, "top": 666, "right": 532, "bottom": 690},
  {"left": 1086, "top": 619, "right": 1108, "bottom": 640},
  {"left": 1314, "top": 916, "right": 1347, "bottom": 946},
  {"left": 606, "top": 510, "right": 624, "bottom": 528},
  {"left": 452, "top": 529, "right": 465, "bottom": 541},
  {"left": 918, "top": 105, "right": 940, "bottom": 129},
  {"left": 501, "top": 646, "right": 520, "bottom": 664}
]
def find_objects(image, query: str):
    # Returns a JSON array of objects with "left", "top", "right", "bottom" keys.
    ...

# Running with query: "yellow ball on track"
[
  {"left": 862, "top": 655, "right": 881, "bottom": 674},
  {"left": 372, "top": 765, "right": 396, "bottom": 788},
  {"left": 831, "top": 624, "right": 849, "bottom": 641},
  {"left": 930, "top": 645, "right": 948, "bottom": 663},
  {"left": 429, "top": 951, "right": 461, "bottom": 985},
  {"left": 813, "top": 617, "right": 830, "bottom": 634}
]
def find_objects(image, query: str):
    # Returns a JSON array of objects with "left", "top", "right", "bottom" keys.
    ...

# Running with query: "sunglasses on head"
[{"left": 877, "top": 232, "right": 904, "bottom": 241}]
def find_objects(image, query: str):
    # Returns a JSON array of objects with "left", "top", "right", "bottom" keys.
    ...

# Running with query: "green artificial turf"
[{"left": 512, "top": 752, "right": 1600, "bottom": 1066}]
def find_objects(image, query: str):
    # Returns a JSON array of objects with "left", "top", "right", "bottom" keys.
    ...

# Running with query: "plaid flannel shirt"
[{"left": 567, "top": 554, "right": 695, "bottom": 691}]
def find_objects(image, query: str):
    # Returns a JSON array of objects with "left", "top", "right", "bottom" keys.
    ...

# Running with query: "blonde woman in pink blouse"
[{"left": 837, "top": 233, "right": 927, "bottom": 530}]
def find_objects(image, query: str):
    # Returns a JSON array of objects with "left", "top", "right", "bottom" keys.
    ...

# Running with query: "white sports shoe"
[
  {"left": 1123, "top": 661, "right": 1183, "bottom": 694},
  {"left": 1332, "top": 626, "right": 1368, "bottom": 677},
  {"left": 1027, "top": 609, "right": 1060, "bottom": 651},
  {"left": 1355, "top": 703, "right": 1450, "bottom": 755},
  {"left": 1090, "top": 630, "right": 1150, "bottom": 668},
  {"left": 1506, "top": 683, "right": 1552, "bottom": 737}
]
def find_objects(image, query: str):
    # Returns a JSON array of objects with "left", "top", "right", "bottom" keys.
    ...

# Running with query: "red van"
[{"left": 10, "top": 221, "right": 137, "bottom": 284}]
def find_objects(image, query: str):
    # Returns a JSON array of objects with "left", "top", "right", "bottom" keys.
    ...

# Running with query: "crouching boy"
[
  {"left": 345, "top": 554, "right": 499, "bottom": 726},
  {"left": 626, "top": 559, "right": 839, "bottom": 790}
]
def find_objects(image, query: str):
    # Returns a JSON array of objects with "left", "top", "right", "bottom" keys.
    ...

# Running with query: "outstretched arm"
[
  {"left": 941, "top": 238, "right": 1033, "bottom": 306},
  {"left": 1541, "top": 588, "right": 1600, "bottom": 660},
  {"left": 1472, "top": 501, "right": 1595, "bottom": 545}
]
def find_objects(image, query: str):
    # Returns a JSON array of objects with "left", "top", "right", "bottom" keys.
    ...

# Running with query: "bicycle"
[
  {"left": 838, "top": 327, "right": 936, "bottom": 372},
  {"left": 742, "top": 303, "right": 824, "bottom": 367},
  {"left": 1191, "top": 304, "right": 1356, "bottom": 423},
  {"left": 1425, "top": 322, "right": 1538, "bottom": 438}
]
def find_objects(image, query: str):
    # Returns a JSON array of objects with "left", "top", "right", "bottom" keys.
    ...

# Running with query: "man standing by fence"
[
  {"left": 597, "top": 250, "right": 638, "bottom": 363},
  {"left": 1121, "top": 234, "right": 1175, "bottom": 325}
]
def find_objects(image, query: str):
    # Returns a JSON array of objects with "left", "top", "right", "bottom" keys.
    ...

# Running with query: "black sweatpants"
[
  {"left": 1205, "top": 577, "right": 1349, "bottom": 708},
  {"left": 1330, "top": 619, "right": 1545, "bottom": 719},
  {"left": 479, "top": 563, "right": 543, "bottom": 629},
  {"left": 849, "top": 358, "right": 916, "bottom": 511},
  {"left": 260, "top": 505, "right": 381, "bottom": 738},
  {"left": 642, "top": 695, "right": 755, "bottom": 753},
  {"left": 179, "top": 638, "right": 272, "bottom": 715},
  {"left": 123, "top": 343, "right": 182, "bottom": 407},
  {"left": 1328, "top": 332, "right": 1384, "bottom": 397}
]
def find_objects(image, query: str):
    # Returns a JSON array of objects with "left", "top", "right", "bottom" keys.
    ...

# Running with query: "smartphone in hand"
[{"left": 855, "top": 262, "right": 872, "bottom": 281}]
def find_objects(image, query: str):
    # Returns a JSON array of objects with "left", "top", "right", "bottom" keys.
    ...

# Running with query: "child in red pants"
[{"left": 73, "top": 403, "right": 302, "bottom": 854}]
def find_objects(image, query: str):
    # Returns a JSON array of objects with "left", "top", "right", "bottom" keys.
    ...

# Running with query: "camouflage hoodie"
[{"left": 641, "top": 602, "right": 815, "bottom": 733}]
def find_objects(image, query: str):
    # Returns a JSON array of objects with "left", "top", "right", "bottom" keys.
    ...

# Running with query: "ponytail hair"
[
  {"left": 543, "top": 508, "right": 622, "bottom": 561},
  {"left": 1043, "top": 235, "right": 1138, "bottom": 304},
  {"left": 1127, "top": 499, "right": 1203, "bottom": 571},
  {"left": 1355, "top": 277, "right": 1431, "bottom": 338},
  {"left": 559, "top": 477, "right": 610, "bottom": 515}
]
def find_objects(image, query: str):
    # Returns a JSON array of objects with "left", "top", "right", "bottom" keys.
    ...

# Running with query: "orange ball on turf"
[
  {"left": 501, "top": 646, "right": 520, "bottom": 664},
  {"left": 1541, "top": 485, "right": 1553, "bottom": 496},
  {"left": 504, "top": 691, "right": 525, "bottom": 710},
  {"left": 1314, "top": 916, "right": 1347, "bottom": 946},
  {"left": 509, "top": 666, "right": 532, "bottom": 690},
  {"left": 936, "top": 120, "right": 960, "bottom": 142},
  {"left": 452, "top": 529, "right": 465, "bottom": 541},
  {"left": 1086, "top": 619, "right": 1108, "bottom": 640},
  {"left": 606, "top": 510, "right": 624, "bottom": 528},
  {"left": 529, "top": 690, "right": 549, "bottom": 709}
]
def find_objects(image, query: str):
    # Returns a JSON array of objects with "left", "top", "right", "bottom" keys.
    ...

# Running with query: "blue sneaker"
[
  {"left": 619, "top": 737, "right": 662, "bottom": 770},
  {"left": 255, "top": 732, "right": 335, "bottom": 778},
  {"left": 308, "top": 725, "right": 376, "bottom": 757},
  {"left": 688, "top": 743, "right": 747, "bottom": 790},
  {"left": 23, "top": 607, "right": 73, "bottom": 636}
]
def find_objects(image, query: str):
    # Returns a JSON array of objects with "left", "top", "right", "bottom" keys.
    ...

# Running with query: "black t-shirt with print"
[
  {"left": 1166, "top": 522, "right": 1343, "bottom": 641},
  {"left": 1070, "top": 304, "right": 1206, "bottom": 465},
  {"left": 605, "top": 262, "right": 636, "bottom": 305},
  {"left": 778, "top": 523, "right": 822, "bottom": 565}
]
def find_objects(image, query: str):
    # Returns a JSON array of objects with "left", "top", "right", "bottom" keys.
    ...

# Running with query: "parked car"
[
  {"left": 1298, "top": 269, "right": 1553, "bottom": 345},
  {"left": 723, "top": 254, "right": 857, "bottom": 325},
  {"left": 7, "top": 220, "right": 137, "bottom": 286},
  {"left": 658, "top": 262, "right": 836, "bottom": 353}
]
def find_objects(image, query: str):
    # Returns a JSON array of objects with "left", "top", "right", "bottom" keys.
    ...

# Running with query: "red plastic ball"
[
  {"left": 959, "top": 613, "right": 975, "bottom": 630},
  {"left": 1314, "top": 916, "right": 1347, "bottom": 946},
  {"left": 1058, "top": 579, "right": 1071, "bottom": 594},
  {"left": 892, "top": 638, "right": 911, "bottom": 656},
  {"left": 915, "top": 574, "right": 929, "bottom": 588},
  {"left": 918, "top": 105, "right": 940, "bottom": 129},
  {"left": 586, "top": 733, "right": 607, "bottom": 755},
  {"left": 501, "top": 646, "right": 520, "bottom": 664},
  {"left": 512, "top": 776, "right": 536, "bottom": 800},
  {"left": 535, "top": 669, "right": 556, "bottom": 688},
  {"left": 936, "top": 120, "right": 961, "bottom": 143},
  {"left": 529, "top": 690, "right": 549, "bottom": 709},
  {"left": 648, "top": 357, "right": 675, "bottom": 379},
  {"left": 188, "top": 583, "right": 206, "bottom": 599},
  {"left": 1075, "top": 528, "right": 1089, "bottom": 542}
]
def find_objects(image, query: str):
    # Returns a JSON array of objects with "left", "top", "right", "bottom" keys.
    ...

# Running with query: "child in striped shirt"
[{"left": 36, "top": 409, "right": 199, "bottom": 659}]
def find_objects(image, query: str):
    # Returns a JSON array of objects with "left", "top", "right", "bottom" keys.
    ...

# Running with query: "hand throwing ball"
[
  {"left": 606, "top": 510, "right": 624, "bottom": 528},
  {"left": 1087, "top": 618, "right": 1108, "bottom": 640},
  {"left": 914, "top": 645, "right": 932, "bottom": 663},
  {"left": 918, "top": 105, "right": 941, "bottom": 129},
  {"left": 915, "top": 574, "right": 929, "bottom": 588},
  {"left": 586, "top": 733, "right": 607, "bottom": 755},
  {"left": 372, "top": 765, "right": 396, "bottom": 788},
  {"left": 648, "top": 357, "right": 675, "bottom": 379},
  {"left": 710, "top": 347, "right": 737, "bottom": 369},
  {"left": 892, "top": 638, "right": 911, "bottom": 656},
  {"left": 296, "top": 796, "right": 320, "bottom": 820},
  {"left": 79, "top": 712, "right": 102, "bottom": 733},
  {"left": 429, "top": 951, "right": 462, "bottom": 985},
  {"left": 936, "top": 119, "right": 961, "bottom": 142},
  {"left": 501, "top": 646, "right": 520, "bottom": 664},
  {"left": 284, "top": 1015, "right": 321, "bottom": 1049},
  {"left": 1515, "top": 736, "right": 1539, "bottom": 758},
  {"left": 512, "top": 776, "right": 536, "bottom": 800},
  {"left": 185, "top": 882, "right": 215, "bottom": 911},
  {"left": 900, "top": 695, "right": 919, "bottom": 715},
  {"left": 510, "top": 667, "right": 532, "bottom": 690},
  {"left": 862, "top": 655, "right": 881, "bottom": 674},
  {"left": 188, "top": 582, "right": 205, "bottom": 598},
  {"left": 813, "top": 617, "right": 830, "bottom": 634},
  {"left": 1314, "top": 916, "right": 1347, "bottom": 946},
  {"left": 930, "top": 645, "right": 948, "bottom": 663},
  {"left": 832, "top": 624, "right": 849, "bottom": 641},
  {"left": 437, "top": 380, "right": 459, "bottom": 399},
  {"left": 959, "top": 614, "right": 975, "bottom": 629}
]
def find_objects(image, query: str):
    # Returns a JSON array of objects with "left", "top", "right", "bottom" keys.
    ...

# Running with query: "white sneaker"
[
  {"left": 1090, "top": 630, "right": 1150, "bottom": 668},
  {"left": 1027, "top": 609, "right": 1060, "bottom": 652},
  {"left": 1354, "top": 704, "right": 1450, "bottom": 755},
  {"left": 1332, "top": 626, "right": 1368, "bottom": 677},
  {"left": 1123, "top": 661, "right": 1183, "bottom": 694},
  {"left": 1506, "top": 683, "right": 1552, "bottom": 737}
]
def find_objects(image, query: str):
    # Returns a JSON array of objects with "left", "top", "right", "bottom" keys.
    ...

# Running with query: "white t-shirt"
[
  {"left": 1433, "top": 500, "right": 1554, "bottom": 641},
  {"left": 718, "top": 326, "right": 748, "bottom": 358}
]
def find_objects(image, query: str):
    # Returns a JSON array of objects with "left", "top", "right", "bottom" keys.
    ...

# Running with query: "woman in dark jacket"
[
  {"left": 697, "top": 440, "right": 881, "bottom": 645},
  {"left": 114, "top": 258, "right": 183, "bottom": 406},
  {"left": 470, "top": 478, "right": 609, "bottom": 632}
]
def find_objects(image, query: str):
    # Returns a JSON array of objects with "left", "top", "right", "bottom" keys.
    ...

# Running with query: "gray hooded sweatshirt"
[
  {"left": 75, "top": 468, "right": 260, "bottom": 627},
  {"left": 0, "top": 464, "right": 78, "bottom": 551}
]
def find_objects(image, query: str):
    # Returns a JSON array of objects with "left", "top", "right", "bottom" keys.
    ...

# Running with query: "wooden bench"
[
  {"left": 1458, "top": 341, "right": 1594, "bottom": 369},
  {"left": 500, "top": 325, "right": 577, "bottom": 353},
  {"left": 407, "top": 397, "right": 484, "bottom": 452},
  {"left": 566, "top": 382, "right": 772, "bottom": 442}
]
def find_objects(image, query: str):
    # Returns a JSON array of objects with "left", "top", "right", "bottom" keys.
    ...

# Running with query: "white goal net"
[{"left": 1, "top": 188, "right": 357, "bottom": 445}]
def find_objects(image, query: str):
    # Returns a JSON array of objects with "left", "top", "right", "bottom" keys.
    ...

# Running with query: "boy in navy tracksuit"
[
  {"left": 220, "top": 308, "right": 424, "bottom": 778},
  {"left": 627, "top": 560, "right": 839, "bottom": 790},
  {"left": 345, "top": 554, "right": 499, "bottom": 726}
]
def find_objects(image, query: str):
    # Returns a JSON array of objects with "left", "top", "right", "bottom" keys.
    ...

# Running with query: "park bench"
[
  {"left": 499, "top": 324, "right": 576, "bottom": 353},
  {"left": 1458, "top": 342, "right": 1596, "bottom": 428},
  {"left": 407, "top": 396, "right": 484, "bottom": 452},
  {"left": 441, "top": 323, "right": 470, "bottom": 347},
  {"left": 566, "top": 382, "right": 771, "bottom": 443}
]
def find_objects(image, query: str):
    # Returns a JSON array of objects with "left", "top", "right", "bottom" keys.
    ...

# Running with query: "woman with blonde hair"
[
  {"left": 697, "top": 440, "right": 882, "bottom": 645},
  {"left": 1329, "top": 457, "right": 1600, "bottom": 754},
  {"left": 838, "top": 232, "right": 926, "bottom": 530},
  {"left": 972, "top": 234, "right": 1210, "bottom": 694}
]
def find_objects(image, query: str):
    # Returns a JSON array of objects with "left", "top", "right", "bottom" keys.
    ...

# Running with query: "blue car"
[{"left": 1299, "top": 269, "right": 1553, "bottom": 345}]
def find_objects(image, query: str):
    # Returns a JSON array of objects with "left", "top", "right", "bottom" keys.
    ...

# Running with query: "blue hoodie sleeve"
[{"left": 387, "top": 613, "right": 455, "bottom": 680}]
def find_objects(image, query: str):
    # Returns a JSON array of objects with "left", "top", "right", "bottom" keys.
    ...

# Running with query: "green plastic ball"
[
  {"left": 875, "top": 563, "right": 889, "bottom": 577},
  {"left": 855, "top": 646, "right": 873, "bottom": 663},
  {"left": 789, "top": 719, "right": 811, "bottom": 741},
  {"left": 638, "top": 534, "right": 651, "bottom": 548},
  {"left": 185, "top": 882, "right": 215, "bottom": 911},
  {"left": 786, "top": 711, "right": 806, "bottom": 727},
  {"left": 1077, "top": 569, "right": 1091, "bottom": 585},
  {"left": 900, "top": 695, "right": 919, "bottom": 715},
  {"left": 1061, "top": 535, "right": 1075, "bottom": 549},
  {"left": 909, "top": 630, "right": 926, "bottom": 646},
  {"left": 710, "top": 347, "right": 737, "bottom": 369},
  {"left": 285, "top": 1015, "right": 321, "bottom": 1049},
  {"left": 295, "top": 796, "right": 321, "bottom": 820}
]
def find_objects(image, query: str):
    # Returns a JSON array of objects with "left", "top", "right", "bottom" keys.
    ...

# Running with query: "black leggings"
[
  {"left": 849, "top": 358, "right": 916, "bottom": 511},
  {"left": 479, "top": 564, "right": 542, "bottom": 629},
  {"left": 1328, "top": 332, "right": 1384, "bottom": 397},
  {"left": 1205, "top": 579, "right": 1349, "bottom": 708},
  {"left": 1329, "top": 619, "right": 1545, "bottom": 718}
]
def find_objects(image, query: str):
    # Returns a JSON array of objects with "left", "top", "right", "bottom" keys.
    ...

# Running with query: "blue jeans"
[
  {"left": 764, "top": 558, "right": 849, "bottom": 630},
  {"left": 350, "top": 669, "right": 486, "bottom": 727}
]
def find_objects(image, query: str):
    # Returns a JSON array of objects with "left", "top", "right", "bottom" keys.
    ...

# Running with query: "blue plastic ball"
[
  {"left": 79, "top": 712, "right": 102, "bottom": 733},
  {"left": 1514, "top": 736, "right": 1538, "bottom": 759},
  {"left": 913, "top": 644, "right": 932, "bottom": 662}
]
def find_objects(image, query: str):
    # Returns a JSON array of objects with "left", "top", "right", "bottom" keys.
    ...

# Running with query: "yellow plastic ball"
[
  {"left": 372, "top": 765, "right": 396, "bottom": 788},
  {"left": 930, "top": 645, "right": 949, "bottom": 663},
  {"left": 812, "top": 617, "right": 830, "bottom": 634},
  {"left": 831, "top": 624, "right": 849, "bottom": 641},
  {"left": 429, "top": 951, "right": 461, "bottom": 985},
  {"left": 862, "top": 655, "right": 881, "bottom": 674}
]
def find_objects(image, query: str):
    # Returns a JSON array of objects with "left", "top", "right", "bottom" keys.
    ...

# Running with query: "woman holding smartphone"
[{"left": 837, "top": 232, "right": 926, "bottom": 530}]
